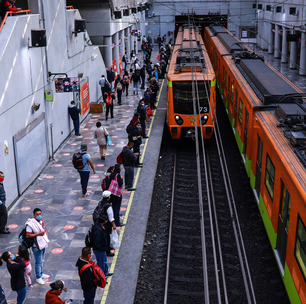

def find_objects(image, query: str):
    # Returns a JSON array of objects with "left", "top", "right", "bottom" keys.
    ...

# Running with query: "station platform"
[{"left": 0, "top": 66, "right": 167, "bottom": 303}]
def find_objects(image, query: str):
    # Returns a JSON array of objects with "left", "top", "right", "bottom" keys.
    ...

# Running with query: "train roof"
[{"left": 208, "top": 25, "right": 302, "bottom": 105}]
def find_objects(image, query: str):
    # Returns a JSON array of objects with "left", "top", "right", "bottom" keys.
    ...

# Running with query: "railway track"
[{"left": 164, "top": 127, "right": 257, "bottom": 303}]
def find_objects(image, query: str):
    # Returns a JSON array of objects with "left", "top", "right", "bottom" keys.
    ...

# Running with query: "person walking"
[
  {"left": 106, "top": 68, "right": 115, "bottom": 92},
  {"left": 76, "top": 247, "right": 97, "bottom": 304},
  {"left": 98, "top": 75, "right": 108, "bottom": 99},
  {"left": 115, "top": 75, "right": 124, "bottom": 105},
  {"left": 0, "top": 251, "right": 27, "bottom": 304},
  {"left": 0, "top": 171, "right": 9, "bottom": 234},
  {"left": 25, "top": 208, "right": 49, "bottom": 285},
  {"left": 94, "top": 122, "right": 109, "bottom": 161},
  {"left": 131, "top": 70, "right": 141, "bottom": 96},
  {"left": 68, "top": 101, "right": 81, "bottom": 136},
  {"left": 104, "top": 89, "right": 115, "bottom": 120},
  {"left": 123, "top": 71, "right": 131, "bottom": 96},
  {"left": 122, "top": 141, "right": 138, "bottom": 191},
  {"left": 77, "top": 144, "right": 96, "bottom": 197},
  {"left": 122, "top": 51, "right": 128, "bottom": 72}
]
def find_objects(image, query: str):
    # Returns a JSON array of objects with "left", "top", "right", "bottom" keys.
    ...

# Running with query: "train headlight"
[
  {"left": 175, "top": 115, "right": 184, "bottom": 125},
  {"left": 201, "top": 115, "right": 209, "bottom": 125}
]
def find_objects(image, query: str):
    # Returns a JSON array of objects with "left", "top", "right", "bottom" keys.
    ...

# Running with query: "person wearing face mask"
[
  {"left": 0, "top": 251, "right": 27, "bottom": 304},
  {"left": 3, "top": 0, "right": 21, "bottom": 17},
  {"left": 45, "top": 280, "right": 71, "bottom": 304},
  {"left": 0, "top": 171, "right": 10, "bottom": 234},
  {"left": 25, "top": 208, "right": 49, "bottom": 285},
  {"left": 121, "top": 141, "right": 138, "bottom": 191},
  {"left": 129, "top": 121, "right": 143, "bottom": 168}
]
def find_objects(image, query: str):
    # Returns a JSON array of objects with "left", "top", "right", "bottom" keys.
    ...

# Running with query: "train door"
[
  {"left": 276, "top": 181, "right": 291, "bottom": 268},
  {"left": 254, "top": 135, "right": 263, "bottom": 200},
  {"left": 242, "top": 110, "right": 249, "bottom": 159}
]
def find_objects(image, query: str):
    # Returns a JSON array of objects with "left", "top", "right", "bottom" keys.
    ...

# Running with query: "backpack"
[
  {"left": 105, "top": 94, "right": 113, "bottom": 106},
  {"left": 85, "top": 224, "right": 94, "bottom": 248},
  {"left": 117, "top": 151, "right": 123, "bottom": 164},
  {"left": 80, "top": 261, "right": 106, "bottom": 288},
  {"left": 18, "top": 226, "right": 35, "bottom": 248},
  {"left": 123, "top": 76, "right": 130, "bottom": 85},
  {"left": 122, "top": 55, "right": 126, "bottom": 63},
  {"left": 72, "top": 152, "right": 84, "bottom": 169},
  {"left": 101, "top": 177, "right": 107, "bottom": 191},
  {"left": 126, "top": 121, "right": 133, "bottom": 134},
  {"left": 92, "top": 201, "right": 110, "bottom": 223},
  {"left": 116, "top": 81, "right": 123, "bottom": 91}
]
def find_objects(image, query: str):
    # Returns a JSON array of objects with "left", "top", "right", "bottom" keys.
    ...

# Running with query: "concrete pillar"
[
  {"left": 299, "top": 32, "right": 306, "bottom": 75},
  {"left": 268, "top": 22, "right": 274, "bottom": 54},
  {"left": 281, "top": 27, "right": 288, "bottom": 63},
  {"left": 274, "top": 25, "right": 281, "bottom": 58},
  {"left": 125, "top": 27, "right": 130, "bottom": 57},
  {"left": 119, "top": 30, "right": 125, "bottom": 57},
  {"left": 113, "top": 32, "right": 119, "bottom": 73},
  {"left": 104, "top": 36, "right": 112, "bottom": 69},
  {"left": 130, "top": 26, "right": 134, "bottom": 56},
  {"left": 289, "top": 31, "right": 298, "bottom": 69}
]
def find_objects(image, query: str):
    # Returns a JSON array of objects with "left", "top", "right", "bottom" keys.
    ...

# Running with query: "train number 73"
[{"left": 200, "top": 107, "right": 208, "bottom": 114}]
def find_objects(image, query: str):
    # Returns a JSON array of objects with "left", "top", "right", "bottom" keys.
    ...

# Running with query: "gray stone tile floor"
[{"left": 0, "top": 57, "right": 157, "bottom": 304}]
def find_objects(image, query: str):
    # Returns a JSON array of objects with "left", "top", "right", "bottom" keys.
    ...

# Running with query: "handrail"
[
  {"left": 66, "top": 6, "right": 74, "bottom": 9},
  {"left": 0, "top": 10, "right": 31, "bottom": 34}
]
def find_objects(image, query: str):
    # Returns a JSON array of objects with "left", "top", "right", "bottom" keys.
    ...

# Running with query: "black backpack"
[
  {"left": 72, "top": 152, "right": 84, "bottom": 169},
  {"left": 19, "top": 226, "right": 35, "bottom": 248},
  {"left": 85, "top": 224, "right": 94, "bottom": 248},
  {"left": 122, "top": 55, "right": 126, "bottom": 63},
  {"left": 92, "top": 201, "right": 110, "bottom": 223},
  {"left": 126, "top": 121, "right": 133, "bottom": 135}
]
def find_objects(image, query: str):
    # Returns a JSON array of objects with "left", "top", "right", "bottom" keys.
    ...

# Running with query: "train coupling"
[{"left": 185, "top": 129, "right": 195, "bottom": 139}]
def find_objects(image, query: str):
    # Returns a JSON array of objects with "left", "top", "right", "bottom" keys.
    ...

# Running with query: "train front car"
[{"left": 167, "top": 25, "right": 216, "bottom": 139}]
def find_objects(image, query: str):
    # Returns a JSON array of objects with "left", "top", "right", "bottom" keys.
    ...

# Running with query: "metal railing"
[{"left": 0, "top": 10, "right": 31, "bottom": 33}]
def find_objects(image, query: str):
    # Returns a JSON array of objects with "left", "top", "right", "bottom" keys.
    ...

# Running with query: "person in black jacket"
[
  {"left": 0, "top": 171, "right": 9, "bottom": 234},
  {"left": 115, "top": 75, "right": 124, "bottom": 105},
  {"left": 109, "top": 164, "right": 124, "bottom": 226},
  {"left": 137, "top": 99, "right": 147, "bottom": 138},
  {"left": 122, "top": 142, "right": 138, "bottom": 191},
  {"left": 68, "top": 101, "right": 81, "bottom": 136},
  {"left": 76, "top": 247, "right": 97, "bottom": 304},
  {"left": 1, "top": 251, "right": 27, "bottom": 304},
  {"left": 129, "top": 122, "right": 143, "bottom": 168},
  {"left": 92, "top": 215, "right": 112, "bottom": 277},
  {"left": 131, "top": 70, "right": 141, "bottom": 95},
  {"left": 140, "top": 65, "right": 146, "bottom": 89}
]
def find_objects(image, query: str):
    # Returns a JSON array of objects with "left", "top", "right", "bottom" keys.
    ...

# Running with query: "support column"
[
  {"left": 290, "top": 31, "right": 298, "bottom": 69},
  {"left": 125, "top": 27, "right": 130, "bottom": 57},
  {"left": 299, "top": 32, "right": 306, "bottom": 75},
  {"left": 113, "top": 32, "right": 119, "bottom": 73},
  {"left": 130, "top": 26, "right": 134, "bottom": 57},
  {"left": 268, "top": 22, "right": 274, "bottom": 54},
  {"left": 281, "top": 27, "right": 288, "bottom": 63},
  {"left": 274, "top": 24, "right": 281, "bottom": 58},
  {"left": 119, "top": 30, "right": 125, "bottom": 57},
  {"left": 104, "top": 36, "right": 112, "bottom": 69}
]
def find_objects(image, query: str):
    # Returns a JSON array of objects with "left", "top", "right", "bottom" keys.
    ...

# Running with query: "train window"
[
  {"left": 280, "top": 181, "right": 291, "bottom": 233},
  {"left": 238, "top": 99, "right": 243, "bottom": 123},
  {"left": 265, "top": 154, "right": 275, "bottom": 200},
  {"left": 231, "top": 83, "right": 234, "bottom": 103},
  {"left": 224, "top": 71, "right": 227, "bottom": 88},
  {"left": 172, "top": 81, "right": 210, "bottom": 114},
  {"left": 295, "top": 215, "right": 306, "bottom": 280},
  {"left": 235, "top": 91, "right": 238, "bottom": 113}
]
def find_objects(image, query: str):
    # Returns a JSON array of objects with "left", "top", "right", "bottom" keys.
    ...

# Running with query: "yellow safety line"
[{"left": 101, "top": 79, "right": 165, "bottom": 303}]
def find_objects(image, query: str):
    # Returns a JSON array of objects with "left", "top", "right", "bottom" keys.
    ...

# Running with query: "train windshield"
[{"left": 173, "top": 81, "right": 210, "bottom": 114}]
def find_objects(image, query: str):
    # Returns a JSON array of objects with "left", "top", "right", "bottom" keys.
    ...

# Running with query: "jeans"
[
  {"left": 79, "top": 170, "right": 90, "bottom": 195},
  {"left": 73, "top": 119, "right": 80, "bottom": 135},
  {"left": 111, "top": 195, "right": 122, "bottom": 225},
  {"left": 141, "top": 77, "right": 145, "bottom": 89},
  {"left": 133, "top": 82, "right": 139, "bottom": 94},
  {"left": 124, "top": 62, "right": 127, "bottom": 72},
  {"left": 94, "top": 251, "right": 109, "bottom": 275},
  {"left": 32, "top": 247, "right": 46, "bottom": 279},
  {"left": 83, "top": 289, "right": 96, "bottom": 304},
  {"left": 117, "top": 90, "right": 122, "bottom": 104},
  {"left": 124, "top": 166, "right": 134, "bottom": 189},
  {"left": 125, "top": 84, "right": 129, "bottom": 96},
  {"left": 0, "top": 201, "right": 7, "bottom": 231},
  {"left": 16, "top": 286, "right": 27, "bottom": 304},
  {"left": 105, "top": 104, "right": 113, "bottom": 120}
]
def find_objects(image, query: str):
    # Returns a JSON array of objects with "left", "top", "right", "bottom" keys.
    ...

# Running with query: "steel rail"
[{"left": 163, "top": 149, "right": 176, "bottom": 304}]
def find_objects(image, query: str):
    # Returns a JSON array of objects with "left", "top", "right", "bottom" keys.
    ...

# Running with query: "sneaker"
[
  {"left": 106, "top": 273, "right": 113, "bottom": 277},
  {"left": 36, "top": 278, "right": 45, "bottom": 285},
  {"left": 27, "top": 285, "right": 33, "bottom": 291},
  {"left": 82, "top": 193, "right": 90, "bottom": 197},
  {"left": 41, "top": 274, "right": 50, "bottom": 279}
]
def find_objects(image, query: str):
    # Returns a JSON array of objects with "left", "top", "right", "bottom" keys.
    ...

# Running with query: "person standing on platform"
[
  {"left": 0, "top": 171, "right": 10, "bottom": 234},
  {"left": 98, "top": 75, "right": 108, "bottom": 99},
  {"left": 130, "top": 121, "right": 143, "bottom": 168},
  {"left": 106, "top": 68, "right": 115, "bottom": 92},
  {"left": 122, "top": 141, "right": 138, "bottom": 191},
  {"left": 140, "top": 65, "right": 146, "bottom": 90},
  {"left": 68, "top": 101, "right": 81, "bottom": 136},
  {"left": 104, "top": 90, "right": 115, "bottom": 120},
  {"left": 76, "top": 247, "right": 97, "bottom": 304},
  {"left": 77, "top": 144, "right": 96, "bottom": 197},
  {"left": 115, "top": 75, "right": 124, "bottom": 105},
  {"left": 25, "top": 208, "right": 49, "bottom": 285},
  {"left": 94, "top": 121, "right": 109, "bottom": 161},
  {"left": 131, "top": 70, "right": 141, "bottom": 96},
  {"left": 122, "top": 51, "right": 128, "bottom": 72},
  {"left": 123, "top": 71, "right": 131, "bottom": 96},
  {"left": 137, "top": 99, "right": 147, "bottom": 138},
  {"left": 157, "top": 35, "right": 162, "bottom": 50}
]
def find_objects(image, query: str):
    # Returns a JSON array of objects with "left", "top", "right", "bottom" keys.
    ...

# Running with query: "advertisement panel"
[{"left": 80, "top": 77, "right": 89, "bottom": 116}]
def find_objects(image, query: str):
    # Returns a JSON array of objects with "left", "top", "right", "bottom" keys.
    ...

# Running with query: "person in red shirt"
[
  {"left": 3, "top": 0, "right": 21, "bottom": 13},
  {"left": 45, "top": 280, "right": 71, "bottom": 304}
]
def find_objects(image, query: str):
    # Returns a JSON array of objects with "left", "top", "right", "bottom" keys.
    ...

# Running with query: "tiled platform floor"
[{"left": 0, "top": 60, "right": 161, "bottom": 304}]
